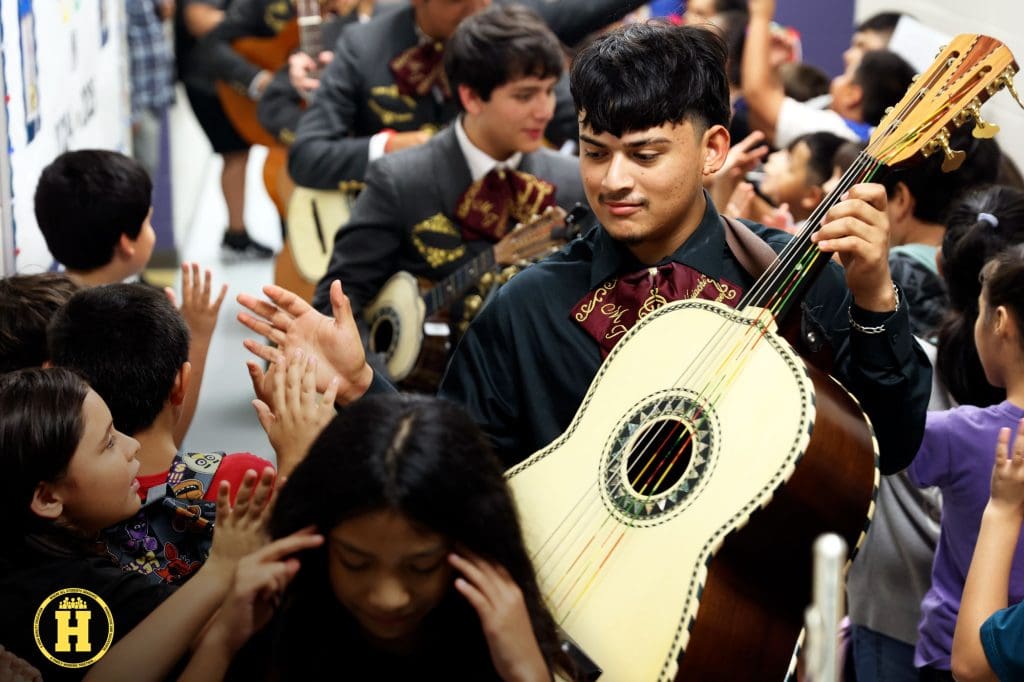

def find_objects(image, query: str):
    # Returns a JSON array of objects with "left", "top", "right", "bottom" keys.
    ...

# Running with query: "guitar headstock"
[
  {"left": 869, "top": 34, "right": 1024, "bottom": 172},
  {"left": 495, "top": 204, "right": 590, "bottom": 266},
  {"left": 296, "top": 0, "right": 322, "bottom": 19}
]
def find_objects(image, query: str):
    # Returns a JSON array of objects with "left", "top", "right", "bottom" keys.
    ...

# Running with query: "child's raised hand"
[
  {"left": 165, "top": 262, "right": 228, "bottom": 342},
  {"left": 252, "top": 350, "right": 339, "bottom": 477},
  {"left": 206, "top": 467, "right": 278, "bottom": 576},
  {"left": 990, "top": 418, "right": 1024, "bottom": 515},
  {"left": 449, "top": 551, "right": 550, "bottom": 682},
  {"left": 203, "top": 527, "right": 323, "bottom": 656},
  {"left": 246, "top": 353, "right": 282, "bottom": 407}
]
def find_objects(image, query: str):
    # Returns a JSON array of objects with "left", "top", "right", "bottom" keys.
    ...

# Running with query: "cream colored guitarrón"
[
  {"left": 507, "top": 35, "right": 1023, "bottom": 680},
  {"left": 509, "top": 300, "right": 820, "bottom": 680}
]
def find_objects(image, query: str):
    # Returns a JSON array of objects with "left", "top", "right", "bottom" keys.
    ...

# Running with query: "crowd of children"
[{"left": 3, "top": 1, "right": 1024, "bottom": 680}]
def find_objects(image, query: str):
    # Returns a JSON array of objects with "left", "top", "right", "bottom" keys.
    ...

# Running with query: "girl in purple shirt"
[{"left": 910, "top": 244, "right": 1024, "bottom": 677}]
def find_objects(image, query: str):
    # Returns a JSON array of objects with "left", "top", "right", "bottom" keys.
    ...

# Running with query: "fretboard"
[
  {"left": 423, "top": 249, "right": 497, "bottom": 317},
  {"left": 737, "top": 151, "right": 888, "bottom": 322},
  {"left": 298, "top": 14, "right": 323, "bottom": 57}
]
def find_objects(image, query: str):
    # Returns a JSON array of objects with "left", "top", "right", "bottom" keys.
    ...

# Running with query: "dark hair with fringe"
[
  {"left": 444, "top": 4, "right": 564, "bottom": 108},
  {"left": 48, "top": 283, "right": 189, "bottom": 435},
  {"left": 34, "top": 150, "right": 152, "bottom": 271},
  {"left": 571, "top": 21, "right": 731, "bottom": 136},
  {"left": 936, "top": 185, "right": 1024, "bottom": 405},
  {"left": 0, "top": 368, "right": 90, "bottom": 555},
  {"left": 0, "top": 273, "right": 79, "bottom": 373},
  {"left": 267, "top": 393, "right": 573, "bottom": 677}
]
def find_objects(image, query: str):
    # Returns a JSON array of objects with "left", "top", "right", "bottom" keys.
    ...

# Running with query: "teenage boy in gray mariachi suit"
[
  {"left": 287, "top": 0, "right": 647, "bottom": 190},
  {"left": 312, "top": 4, "right": 586, "bottom": 328}
]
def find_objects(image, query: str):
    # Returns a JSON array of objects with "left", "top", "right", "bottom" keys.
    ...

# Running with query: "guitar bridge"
[{"left": 558, "top": 627, "right": 602, "bottom": 680}]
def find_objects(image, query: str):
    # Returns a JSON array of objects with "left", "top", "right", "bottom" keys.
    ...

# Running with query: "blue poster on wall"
[{"left": 17, "top": 0, "right": 39, "bottom": 143}]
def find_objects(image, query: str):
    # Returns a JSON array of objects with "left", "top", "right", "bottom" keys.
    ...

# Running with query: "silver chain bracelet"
[{"left": 848, "top": 284, "right": 901, "bottom": 335}]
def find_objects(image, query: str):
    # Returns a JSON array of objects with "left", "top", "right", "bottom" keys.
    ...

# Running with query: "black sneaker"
[{"left": 221, "top": 230, "right": 275, "bottom": 262}]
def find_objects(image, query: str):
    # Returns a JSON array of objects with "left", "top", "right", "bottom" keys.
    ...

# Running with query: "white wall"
[
  {"left": 1, "top": 0, "right": 131, "bottom": 273},
  {"left": 856, "top": 0, "right": 1024, "bottom": 172}
]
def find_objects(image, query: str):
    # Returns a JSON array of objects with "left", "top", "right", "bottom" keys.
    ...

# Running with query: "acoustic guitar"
[
  {"left": 286, "top": 182, "right": 361, "bottom": 284},
  {"left": 363, "top": 205, "right": 589, "bottom": 390},
  {"left": 269, "top": 0, "right": 332, "bottom": 301},
  {"left": 506, "top": 35, "right": 1024, "bottom": 680},
  {"left": 281, "top": 0, "right": 363, "bottom": 288},
  {"left": 214, "top": 21, "right": 297, "bottom": 149}
]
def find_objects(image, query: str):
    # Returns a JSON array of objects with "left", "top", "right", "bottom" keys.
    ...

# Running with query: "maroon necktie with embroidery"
[
  {"left": 390, "top": 41, "right": 450, "bottom": 98},
  {"left": 455, "top": 167, "right": 558, "bottom": 242},
  {"left": 571, "top": 262, "right": 744, "bottom": 358}
]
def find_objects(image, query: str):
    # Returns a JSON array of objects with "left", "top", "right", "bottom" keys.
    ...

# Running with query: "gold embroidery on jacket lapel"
[{"left": 412, "top": 214, "right": 465, "bottom": 268}]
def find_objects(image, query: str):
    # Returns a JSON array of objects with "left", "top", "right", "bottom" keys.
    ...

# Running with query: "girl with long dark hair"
[{"left": 230, "top": 393, "right": 568, "bottom": 680}]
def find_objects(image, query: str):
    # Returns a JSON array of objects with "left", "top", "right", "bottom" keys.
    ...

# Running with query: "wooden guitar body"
[
  {"left": 363, "top": 272, "right": 426, "bottom": 381},
  {"left": 362, "top": 207, "right": 587, "bottom": 387},
  {"left": 214, "top": 21, "right": 298, "bottom": 148},
  {"left": 507, "top": 299, "right": 877, "bottom": 681},
  {"left": 362, "top": 272, "right": 450, "bottom": 391}
]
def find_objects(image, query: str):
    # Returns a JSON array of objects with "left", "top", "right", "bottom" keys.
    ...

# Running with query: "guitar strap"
[{"left": 721, "top": 216, "right": 778, "bottom": 280}]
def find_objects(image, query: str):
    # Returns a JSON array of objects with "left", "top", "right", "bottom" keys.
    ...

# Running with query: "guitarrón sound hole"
[
  {"left": 371, "top": 318, "right": 394, "bottom": 355},
  {"left": 626, "top": 419, "right": 693, "bottom": 496}
]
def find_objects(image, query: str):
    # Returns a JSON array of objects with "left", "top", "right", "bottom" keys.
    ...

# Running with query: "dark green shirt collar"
[{"left": 588, "top": 191, "right": 726, "bottom": 290}]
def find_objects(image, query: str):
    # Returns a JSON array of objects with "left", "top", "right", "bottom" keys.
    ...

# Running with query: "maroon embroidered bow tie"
[
  {"left": 571, "top": 262, "right": 744, "bottom": 357},
  {"left": 455, "top": 167, "right": 557, "bottom": 242},
  {"left": 390, "top": 41, "right": 450, "bottom": 98}
]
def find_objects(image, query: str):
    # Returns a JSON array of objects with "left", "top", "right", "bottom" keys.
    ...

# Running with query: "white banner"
[{"left": 1, "top": 0, "right": 130, "bottom": 273}]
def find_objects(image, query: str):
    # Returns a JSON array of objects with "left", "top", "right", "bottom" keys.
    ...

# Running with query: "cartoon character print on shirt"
[
  {"left": 182, "top": 452, "right": 221, "bottom": 478},
  {"left": 127, "top": 551, "right": 162, "bottom": 576},
  {"left": 100, "top": 451, "right": 223, "bottom": 585},
  {"left": 168, "top": 478, "right": 212, "bottom": 533},
  {"left": 153, "top": 542, "right": 202, "bottom": 582},
  {"left": 166, "top": 460, "right": 188, "bottom": 488},
  {"left": 122, "top": 512, "right": 159, "bottom": 553}
]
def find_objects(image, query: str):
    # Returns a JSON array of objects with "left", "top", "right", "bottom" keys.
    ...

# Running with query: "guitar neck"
[
  {"left": 423, "top": 249, "right": 497, "bottom": 317},
  {"left": 297, "top": 14, "right": 323, "bottom": 56},
  {"left": 738, "top": 151, "right": 890, "bottom": 321}
]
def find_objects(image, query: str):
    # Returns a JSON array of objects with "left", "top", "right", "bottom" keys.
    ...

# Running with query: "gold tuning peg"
[
  {"left": 480, "top": 272, "right": 495, "bottom": 288},
  {"left": 1004, "top": 70, "right": 1024, "bottom": 111},
  {"left": 967, "top": 100, "right": 1000, "bottom": 139},
  {"left": 938, "top": 134, "right": 966, "bottom": 172},
  {"left": 500, "top": 266, "right": 519, "bottom": 283}
]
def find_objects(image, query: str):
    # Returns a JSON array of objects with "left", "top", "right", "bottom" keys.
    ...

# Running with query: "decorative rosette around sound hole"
[{"left": 602, "top": 390, "right": 716, "bottom": 523}]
